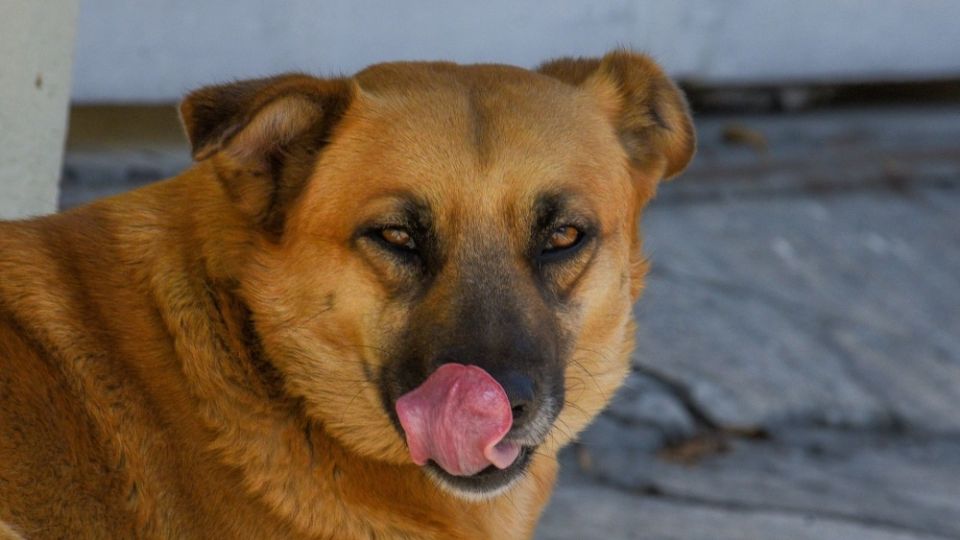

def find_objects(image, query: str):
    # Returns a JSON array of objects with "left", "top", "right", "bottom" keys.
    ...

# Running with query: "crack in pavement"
[
  {"left": 640, "top": 263, "right": 918, "bottom": 431},
  {"left": 628, "top": 363, "right": 720, "bottom": 431}
]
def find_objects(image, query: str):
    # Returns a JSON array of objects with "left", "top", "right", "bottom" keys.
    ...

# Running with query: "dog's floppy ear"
[
  {"left": 538, "top": 50, "right": 695, "bottom": 183},
  {"left": 179, "top": 74, "right": 354, "bottom": 236}
]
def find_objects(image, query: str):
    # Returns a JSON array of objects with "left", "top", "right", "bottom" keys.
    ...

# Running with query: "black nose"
[{"left": 499, "top": 372, "right": 536, "bottom": 426}]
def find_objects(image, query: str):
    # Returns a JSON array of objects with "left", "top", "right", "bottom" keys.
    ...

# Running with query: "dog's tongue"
[{"left": 396, "top": 363, "right": 521, "bottom": 476}]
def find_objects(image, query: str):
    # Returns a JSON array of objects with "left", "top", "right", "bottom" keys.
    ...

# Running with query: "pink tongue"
[{"left": 396, "top": 363, "right": 522, "bottom": 476}]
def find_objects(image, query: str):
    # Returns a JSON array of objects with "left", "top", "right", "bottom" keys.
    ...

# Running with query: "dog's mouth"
[
  {"left": 424, "top": 442, "right": 535, "bottom": 496},
  {"left": 390, "top": 363, "right": 553, "bottom": 496}
]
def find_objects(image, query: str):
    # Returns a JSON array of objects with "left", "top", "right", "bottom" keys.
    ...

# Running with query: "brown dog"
[{"left": 0, "top": 50, "right": 693, "bottom": 539}]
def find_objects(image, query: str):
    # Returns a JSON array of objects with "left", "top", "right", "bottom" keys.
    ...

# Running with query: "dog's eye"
[
  {"left": 545, "top": 226, "right": 581, "bottom": 253},
  {"left": 380, "top": 227, "right": 417, "bottom": 251}
]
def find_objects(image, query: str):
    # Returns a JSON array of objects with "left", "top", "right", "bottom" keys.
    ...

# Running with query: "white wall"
[
  {"left": 72, "top": 0, "right": 960, "bottom": 103},
  {"left": 0, "top": 0, "right": 79, "bottom": 219}
]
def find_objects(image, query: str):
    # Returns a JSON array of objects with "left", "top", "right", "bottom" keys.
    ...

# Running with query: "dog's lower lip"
[{"left": 425, "top": 444, "right": 534, "bottom": 495}]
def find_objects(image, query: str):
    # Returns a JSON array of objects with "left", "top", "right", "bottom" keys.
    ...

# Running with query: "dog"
[{"left": 0, "top": 50, "right": 693, "bottom": 539}]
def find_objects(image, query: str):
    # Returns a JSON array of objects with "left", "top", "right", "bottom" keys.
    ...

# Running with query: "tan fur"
[
  {"left": 0, "top": 50, "right": 693, "bottom": 539},
  {"left": 0, "top": 520, "right": 24, "bottom": 540}
]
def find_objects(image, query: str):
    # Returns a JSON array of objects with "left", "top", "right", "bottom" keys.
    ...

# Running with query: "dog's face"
[{"left": 180, "top": 52, "right": 693, "bottom": 498}]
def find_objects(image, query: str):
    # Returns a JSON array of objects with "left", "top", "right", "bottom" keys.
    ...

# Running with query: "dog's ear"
[
  {"left": 538, "top": 50, "right": 695, "bottom": 184},
  {"left": 179, "top": 75, "right": 354, "bottom": 236}
]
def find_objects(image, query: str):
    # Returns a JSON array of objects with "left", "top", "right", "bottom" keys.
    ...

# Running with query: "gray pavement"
[{"left": 59, "top": 106, "right": 960, "bottom": 539}]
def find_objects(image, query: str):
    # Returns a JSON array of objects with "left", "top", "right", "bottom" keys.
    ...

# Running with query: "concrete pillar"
[{"left": 0, "top": 0, "right": 79, "bottom": 219}]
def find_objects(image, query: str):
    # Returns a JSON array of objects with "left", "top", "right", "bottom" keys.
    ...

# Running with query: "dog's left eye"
[
  {"left": 537, "top": 225, "right": 588, "bottom": 264},
  {"left": 544, "top": 226, "right": 582, "bottom": 253}
]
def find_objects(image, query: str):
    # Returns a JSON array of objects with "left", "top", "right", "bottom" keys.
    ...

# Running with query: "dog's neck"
[{"left": 135, "top": 180, "right": 369, "bottom": 535}]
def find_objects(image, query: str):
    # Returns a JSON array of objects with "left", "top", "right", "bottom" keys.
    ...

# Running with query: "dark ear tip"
[
  {"left": 178, "top": 74, "right": 333, "bottom": 159},
  {"left": 179, "top": 87, "right": 224, "bottom": 156}
]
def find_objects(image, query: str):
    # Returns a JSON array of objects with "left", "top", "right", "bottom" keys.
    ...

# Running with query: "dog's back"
[
  {"left": 0, "top": 208, "right": 195, "bottom": 537},
  {"left": 1, "top": 214, "right": 135, "bottom": 537}
]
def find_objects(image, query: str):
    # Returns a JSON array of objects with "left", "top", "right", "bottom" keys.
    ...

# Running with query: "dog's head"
[{"left": 180, "top": 50, "right": 693, "bottom": 498}]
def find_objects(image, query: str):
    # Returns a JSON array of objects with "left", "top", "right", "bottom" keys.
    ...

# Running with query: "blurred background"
[{"left": 3, "top": 2, "right": 959, "bottom": 539}]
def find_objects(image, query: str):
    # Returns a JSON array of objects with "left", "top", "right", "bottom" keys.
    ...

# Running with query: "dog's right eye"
[
  {"left": 380, "top": 227, "right": 417, "bottom": 251},
  {"left": 366, "top": 226, "right": 422, "bottom": 261}
]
